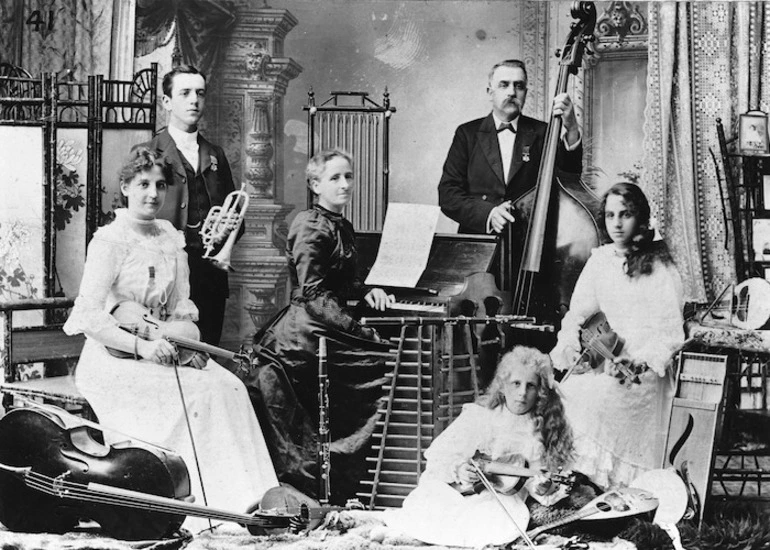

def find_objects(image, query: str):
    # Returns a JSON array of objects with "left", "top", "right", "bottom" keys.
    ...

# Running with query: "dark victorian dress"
[{"left": 240, "top": 204, "right": 390, "bottom": 504}]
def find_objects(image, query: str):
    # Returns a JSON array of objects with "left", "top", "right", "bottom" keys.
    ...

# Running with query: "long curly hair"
[
  {"left": 600, "top": 182, "right": 674, "bottom": 278},
  {"left": 478, "top": 346, "right": 574, "bottom": 471}
]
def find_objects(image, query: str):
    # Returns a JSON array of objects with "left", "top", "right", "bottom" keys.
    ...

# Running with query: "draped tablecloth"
[{"left": 685, "top": 321, "right": 770, "bottom": 353}]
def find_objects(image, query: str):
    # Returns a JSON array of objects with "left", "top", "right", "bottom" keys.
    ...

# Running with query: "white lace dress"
[
  {"left": 63, "top": 209, "right": 278, "bottom": 532},
  {"left": 384, "top": 403, "right": 542, "bottom": 547},
  {"left": 551, "top": 244, "right": 685, "bottom": 489}
]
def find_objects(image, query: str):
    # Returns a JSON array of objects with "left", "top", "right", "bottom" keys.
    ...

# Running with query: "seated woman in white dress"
[
  {"left": 63, "top": 147, "right": 278, "bottom": 533},
  {"left": 383, "top": 346, "right": 574, "bottom": 548},
  {"left": 551, "top": 182, "right": 685, "bottom": 489}
]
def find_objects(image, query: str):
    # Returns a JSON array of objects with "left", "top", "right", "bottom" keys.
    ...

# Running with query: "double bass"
[{"left": 504, "top": 2, "right": 602, "bottom": 328}]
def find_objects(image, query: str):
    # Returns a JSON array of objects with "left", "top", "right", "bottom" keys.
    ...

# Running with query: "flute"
[{"left": 317, "top": 336, "right": 331, "bottom": 505}]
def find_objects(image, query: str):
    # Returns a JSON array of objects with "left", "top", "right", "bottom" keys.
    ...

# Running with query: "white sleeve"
[
  {"left": 634, "top": 263, "right": 685, "bottom": 375},
  {"left": 63, "top": 233, "right": 122, "bottom": 335},
  {"left": 423, "top": 404, "right": 489, "bottom": 483}
]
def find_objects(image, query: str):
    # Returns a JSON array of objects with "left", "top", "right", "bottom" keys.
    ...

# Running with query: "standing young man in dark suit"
[
  {"left": 438, "top": 59, "right": 583, "bottom": 235},
  {"left": 138, "top": 65, "right": 240, "bottom": 345}
]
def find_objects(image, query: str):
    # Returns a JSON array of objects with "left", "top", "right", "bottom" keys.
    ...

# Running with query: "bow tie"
[{"left": 497, "top": 122, "right": 516, "bottom": 133}]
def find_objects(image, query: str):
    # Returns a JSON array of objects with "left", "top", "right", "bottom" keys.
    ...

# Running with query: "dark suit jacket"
[
  {"left": 136, "top": 128, "right": 237, "bottom": 236},
  {"left": 438, "top": 113, "right": 583, "bottom": 234}
]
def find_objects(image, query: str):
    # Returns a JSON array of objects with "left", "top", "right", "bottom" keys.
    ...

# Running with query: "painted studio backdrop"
[{"left": 1, "top": 0, "right": 769, "bottom": 348}]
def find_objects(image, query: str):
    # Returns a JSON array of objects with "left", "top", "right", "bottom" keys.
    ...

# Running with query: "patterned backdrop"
[{"left": 643, "top": 1, "right": 770, "bottom": 303}]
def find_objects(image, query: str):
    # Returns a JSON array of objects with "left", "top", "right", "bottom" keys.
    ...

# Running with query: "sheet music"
[{"left": 364, "top": 203, "right": 440, "bottom": 288}]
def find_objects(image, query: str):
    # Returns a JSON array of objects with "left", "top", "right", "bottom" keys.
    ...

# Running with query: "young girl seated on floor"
[{"left": 382, "top": 346, "right": 574, "bottom": 548}]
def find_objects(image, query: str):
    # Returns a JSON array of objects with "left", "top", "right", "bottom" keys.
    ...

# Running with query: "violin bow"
[
  {"left": 171, "top": 357, "right": 213, "bottom": 531},
  {"left": 558, "top": 347, "right": 594, "bottom": 384},
  {"left": 468, "top": 459, "right": 537, "bottom": 550},
  {"left": 561, "top": 338, "right": 639, "bottom": 388}
]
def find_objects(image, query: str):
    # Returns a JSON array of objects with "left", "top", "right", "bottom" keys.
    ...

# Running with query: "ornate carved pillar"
[{"left": 213, "top": 6, "right": 302, "bottom": 349}]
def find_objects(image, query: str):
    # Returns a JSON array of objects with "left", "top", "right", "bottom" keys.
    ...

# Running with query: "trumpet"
[{"left": 200, "top": 183, "right": 249, "bottom": 271}]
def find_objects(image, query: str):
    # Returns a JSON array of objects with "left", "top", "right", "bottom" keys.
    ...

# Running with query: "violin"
[
  {"left": 0, "top": 405, "right": 353, "bottom": 540},
  {"left": 578, "top": 311, "right": 624, "bottom": 370},
  {"left": 561, "top": 311, "right": 644, "bottom": 387},
  {"left": 452, "top": 451, "right": 575, "bottom": 497},
  {"left": 107, "top": 300, "right": 249, "bottom": 366}
]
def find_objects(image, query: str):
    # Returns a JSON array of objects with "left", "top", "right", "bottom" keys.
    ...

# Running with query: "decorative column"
[{"left": 213, "top": 6, "right": 302, "bottom": 350}]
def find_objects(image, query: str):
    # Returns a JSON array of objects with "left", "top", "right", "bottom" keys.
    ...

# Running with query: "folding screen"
[
  {"left": 55, "top": 77, "right": 92, "bottom": 297},
  {"left": 97, "top": 65, "right": 157, "bottom": 229},
  {"left": 0, "top": 65, "right": 56, "bottom": 328}
]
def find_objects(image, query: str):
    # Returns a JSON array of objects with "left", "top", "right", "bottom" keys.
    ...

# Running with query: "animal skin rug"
[{"left": 0, "top": 511, "right": 637, "bottom": 550}]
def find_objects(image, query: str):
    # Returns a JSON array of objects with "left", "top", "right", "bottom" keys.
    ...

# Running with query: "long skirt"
[
  {"left": 75, "top": 338, "right": 279, "bottom": 533},
  {"left": 241, "top": 304, "right": 391, "bottom": 505}
]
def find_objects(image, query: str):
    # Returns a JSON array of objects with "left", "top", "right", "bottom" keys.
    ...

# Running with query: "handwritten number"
[{"left": 25, "top": 10, "right": 54, "bottom": 32}]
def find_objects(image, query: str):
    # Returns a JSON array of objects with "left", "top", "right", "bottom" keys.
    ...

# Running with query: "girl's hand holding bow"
[{"left": 606, "top": 358, "right": 649, "bottom": 386}]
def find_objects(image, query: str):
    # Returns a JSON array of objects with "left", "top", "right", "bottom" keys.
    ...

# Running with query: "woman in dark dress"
[{"left": 240, "top": 149, "right": 394, "bottom": 504}]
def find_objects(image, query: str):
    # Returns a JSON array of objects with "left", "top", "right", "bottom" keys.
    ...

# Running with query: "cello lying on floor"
[{"left": 0, "top": 404, "right": 350, "bottom": 540}]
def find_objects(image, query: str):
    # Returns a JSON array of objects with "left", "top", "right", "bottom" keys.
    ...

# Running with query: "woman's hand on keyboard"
[{"left": 365, "top": 288, "right": 396, "bottom": 311}]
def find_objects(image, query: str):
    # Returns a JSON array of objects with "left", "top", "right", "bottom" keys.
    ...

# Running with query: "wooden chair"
[{"left": 0, "top": 297, "right": 94, "bottom": 419}]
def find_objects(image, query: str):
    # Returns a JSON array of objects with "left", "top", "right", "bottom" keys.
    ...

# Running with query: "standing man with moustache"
[
  {"left": 438, "top": 59, "right": 583, "bottom": 236},
  {"left": 137, "top": 65, "right": 241, "bottom": 345},
  {"left": 438, "top": 59, "right": 584, "bottom": 370}
]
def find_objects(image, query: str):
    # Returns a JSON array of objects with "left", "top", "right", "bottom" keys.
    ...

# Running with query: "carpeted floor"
[
  {"left": 1, "top": 501, "right": 770, "bottom": 550},
  {"left": 0, "top": 511, "right": 637, "bottom": 550}
]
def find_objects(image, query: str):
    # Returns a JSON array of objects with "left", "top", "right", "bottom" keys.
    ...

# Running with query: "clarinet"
[{"left": 317, "top": 336, "right": 331, "bottom": 505}]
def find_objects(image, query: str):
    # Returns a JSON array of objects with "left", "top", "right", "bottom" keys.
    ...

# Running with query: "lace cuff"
[
  {"left": 63, "top": 295, "right": 119, "bottom": 336},
  {"left": 636, "top": 347, "right": 674, "bottom": 377}
]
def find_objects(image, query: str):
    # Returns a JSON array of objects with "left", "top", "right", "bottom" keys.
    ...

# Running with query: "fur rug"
[
  {"left": 679, "top": 502, "right": 770, "bottom": 550},
  {"left": 0, "top": 517, "right": 635, "bottom": 550},
  {"left": 1, "top": 500, "right": 769, "bottom": 550}
]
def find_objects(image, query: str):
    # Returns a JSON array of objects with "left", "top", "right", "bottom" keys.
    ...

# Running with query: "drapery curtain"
[
  {"left": 0, "top": 0, "right": 113, "bottom": 78},
  {"left": 135, "top": 0, "right": 236, "bottom": 76},
  {"left": 643, "top": 2, "right": 770, "bottom": 302},
  {"left": 110, "top": 0, "right": 137, "bottom": 80}
]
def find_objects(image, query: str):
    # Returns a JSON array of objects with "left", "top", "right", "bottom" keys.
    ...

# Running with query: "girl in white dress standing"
[
  {"left": 63, "top": 147, "right": 278, "bottom": 533},
  {"left": 551, "top": 182, "right": 685, "bottom": 489},
  {"left": 384, "top": 346, "right": 574, "bottom": 548}
]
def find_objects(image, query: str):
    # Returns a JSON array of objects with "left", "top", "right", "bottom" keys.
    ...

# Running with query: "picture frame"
[
  {"left": 738, "top": 110, "right": 770, "bottom": 155},
  {"left": 752, "top": 217, "right": 770, "bottom": 261}
]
